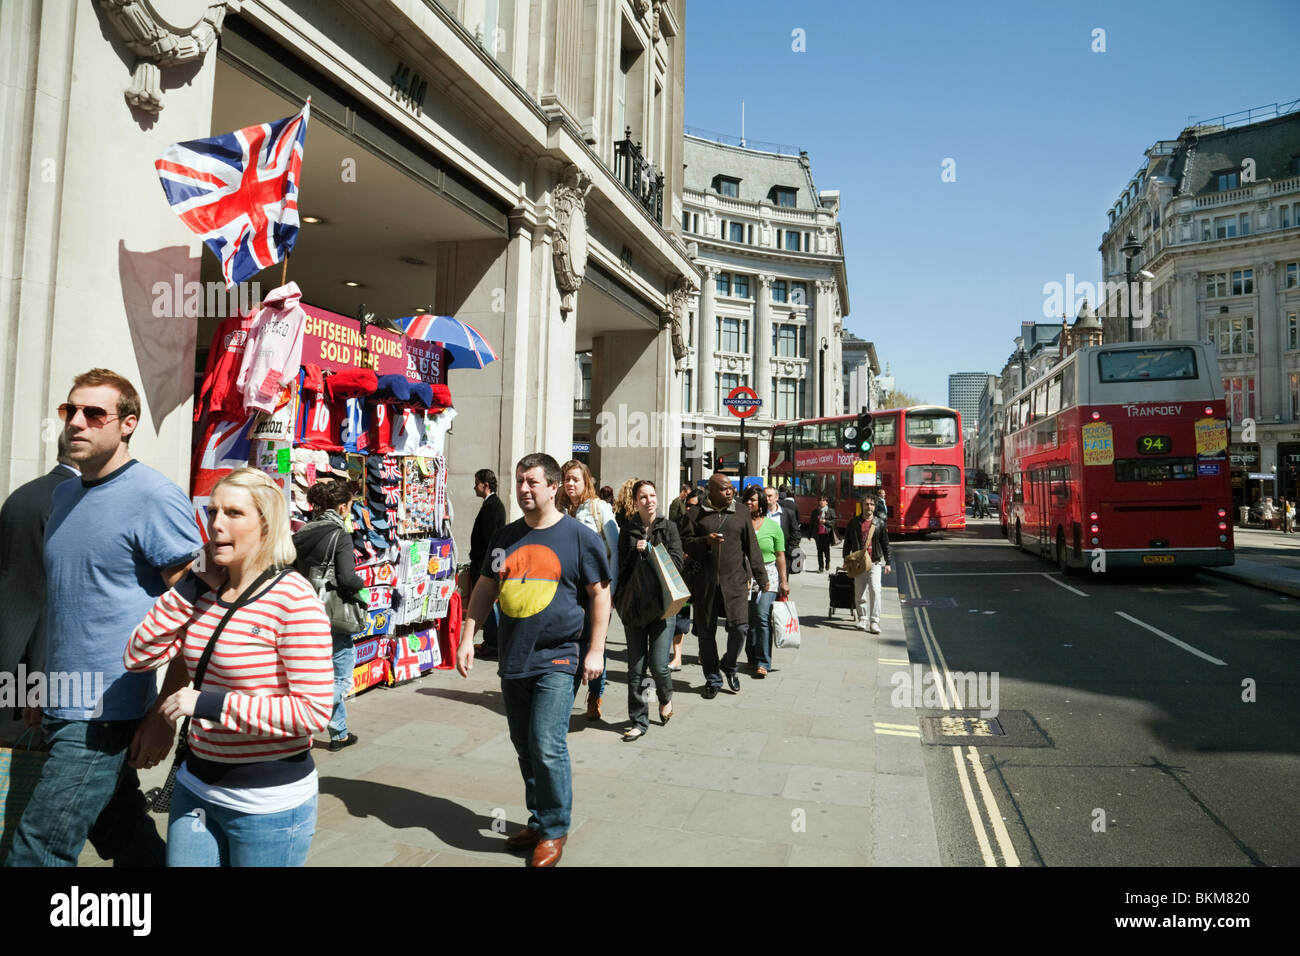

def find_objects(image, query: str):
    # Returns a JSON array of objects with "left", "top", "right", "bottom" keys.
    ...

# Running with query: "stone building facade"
[{"left": 0, "top": 0, "right": 698, "bottom": 537}]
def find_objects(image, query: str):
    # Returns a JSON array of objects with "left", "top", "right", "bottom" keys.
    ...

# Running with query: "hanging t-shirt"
[
  {"left": 421, "top": 408, "right": 458, "bottom": 457},
  {"left": 366, "top": 400, "right": 393, "bottom": 455},
  {"left": 391, "top": 408, "right": 426, "bottom": 456},
  {"left": 195, "top": 313, "right": 252, "bottom": 423},
  {"left": 481, "top": 515, "right": 610, "bottom": 680},
  {"left": 341, "top": 398, "right": 368, "bottom": 454},
  {"left": 235, "top": 282, "right": 307, "bottom": 416},
  {"left": 297, "top": 381, "right": 343, "bottom": 451}
]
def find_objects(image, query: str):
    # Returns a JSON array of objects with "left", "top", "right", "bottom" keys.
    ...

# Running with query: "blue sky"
[{"left": 684, "top": 0, "right": 1300, "bottom": 406}]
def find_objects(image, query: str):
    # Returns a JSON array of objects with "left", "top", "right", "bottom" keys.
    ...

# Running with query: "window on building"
[
  {"left": 773, "top": 324, "right": 799, "bottom": 357},
  {"left": 716, "top": 317, "right": 748, "bottom": 353},
  {"left": 716, "top": 272, "right": 730, "bottom": 296},
  {"left": 772, "top": 186, "right": 798, "bottom": 208},
  {"left": 732, "top": 274, "right": 750, "bottom": 298},
  {"left": 774, "top": 378, "right": 800, "bottom": 419},
  {"left": 681, "top": 369, "right": 693, "bottom": 413},
  {"left": 772, "top": 280, "right": 787, "bottom": 303},
  {"left": 729, "top": 221, "right": 745, "bottom": 243},
  {"left": 1292, "top": 372, "right": 1300, "bottom": 420},
  {"left": 1239, "top": 213, "right": 1251, "bottom": 236},
  {"left": 1285, "top": 262, "right": 1298, "bottom": 288},
  {"left": 1205, "top": 272, "right": 1228, "bottom": 297},
  {"left": 1200, "top": 218, "right": 1211, "bottom": 240},
  {"left": 1283, "top": 205, "right": 1295, "bottom": 229},
  {"left": 784, "top": 231, "right": 801, "bottom": 252},
  {"left": 1289, "top": 312, "right": 1298, "bottom": 351},
  {"left": 714, "top": 176, "right": 740, "bottom": 198},
  {"left": 790, "top": 281, "right": 808, "bottom": 307},
  {"left": 1232, "top": 269, "right": 1254, "bottom": 295},
  {"left": 682, "top": 210, "right": 690, "bottom": 232},
  {"left": 716, "top": 372, "right": 747, "bottom": 408},
  {"left": 1214, "top": 216, "right": 1237, "bottom": 239},
  {"left": 1222, "top": 376, "right": 1256, "bottom": 422},
  {"left": 1216, "top": 170, "right": 1240, "bottom": 191},
  {"left": 1211, "top": 315, "right": 1255, "bottom": 355}
]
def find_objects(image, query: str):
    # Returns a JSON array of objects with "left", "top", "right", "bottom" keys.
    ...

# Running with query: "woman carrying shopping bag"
[
  {"left": 125, "top": 468, "right": 332, "bottom": 867},
  {"left": 742, "top": 485, "right": 789, "bottom": 677},
  {"left": 614, "top": 479, "right": 684, "bottom": 741},
  {"left": 558, "top": 461, "right": 619, "bottom": 719}
]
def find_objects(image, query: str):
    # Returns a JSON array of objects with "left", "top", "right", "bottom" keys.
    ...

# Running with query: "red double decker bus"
[
  {"left": 1000, "top": 340, "right": 1234, "bottom": 571},
  {"left": 769, "top": 405, "right": 966, "bottom": 534}
]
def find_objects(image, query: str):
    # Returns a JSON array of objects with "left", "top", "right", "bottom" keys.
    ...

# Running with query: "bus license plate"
[{"left": 1142, "top": 554, "right": 1176, "bottom": 565}]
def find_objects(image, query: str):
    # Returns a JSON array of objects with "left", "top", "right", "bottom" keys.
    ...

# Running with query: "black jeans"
[
  {"left": 624, "top": 617, "right": 673, "bottom": 731},
  {"left": 697, "top": 591, "right": 747, "bottom": 689},
  {"left": 816, "top": 532, "right": 833, "bottom": 570}
]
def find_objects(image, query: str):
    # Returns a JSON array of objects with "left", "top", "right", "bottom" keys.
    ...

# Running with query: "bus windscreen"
[
  {"left": 906, "top": 413, "right": 958, "bottom": 447},
  {"left": 1097, "top": 347, "right": 1198, "bottom": 383}
]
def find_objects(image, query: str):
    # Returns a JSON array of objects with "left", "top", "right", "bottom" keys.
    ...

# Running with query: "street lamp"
[
  {"left": 819, "top": 336, "right": 828, "bottom": 419},
  {"left": 1121, "top": 232, "right": 1142, "bottom": 342}
]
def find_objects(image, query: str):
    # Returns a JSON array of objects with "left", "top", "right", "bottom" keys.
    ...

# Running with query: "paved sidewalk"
[
  {"left": 78, "top": 564, "right": 940, "bottom": 867},
  {"left": 1202, "top": 527, "right": 1300, "bottom": 598}
]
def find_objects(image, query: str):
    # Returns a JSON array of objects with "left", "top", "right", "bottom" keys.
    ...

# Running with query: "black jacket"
[
  {"left": 772, "top": 500, "right": 800, "bottom": 554},
  {"left": 616, "top": 514, "right": 685, "bottom": 596},
  {"left": 0, "top": 465, "right": 78, "bottom": 676},
  {"left": 681, "top": 501, "right": 767, "bottom": 628},
  {"left": 842, "top": 514, "right": 890, "bottom": 565},
  {"left": 469, "top": 493, "right": 506, "bottom": 579},
  {"left": 293, "top": 518, "right": 365, "bottom": 594}
]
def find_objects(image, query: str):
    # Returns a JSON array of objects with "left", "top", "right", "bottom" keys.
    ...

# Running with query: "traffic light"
[
  {"left": 702, "top": 450, "right": 714, "bottom": 470},
  {"left": 841, "top": 423, "right": 859, "bottom": 455},
  {"left": 856, "top": 411, "right": 874, "bottom": 455}
]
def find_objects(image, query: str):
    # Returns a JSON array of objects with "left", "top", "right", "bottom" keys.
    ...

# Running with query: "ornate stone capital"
[
  {"left": 552, "top": 166, "right": 593, "bottom": 317},
  {"left": 663, "top": 275, "right": 694, "bottom": 363},
  {"left": 757, "top": 273, "right": 775, "bottom": 289},
  {"left": 699, "top": 264, "right": 720, "bottom": 280},
  {"left": 100, "top": 0, "right": 238, "bottom": 113},
  {"left": 816, "top": 278, "right": 837, "bottom": 295}
]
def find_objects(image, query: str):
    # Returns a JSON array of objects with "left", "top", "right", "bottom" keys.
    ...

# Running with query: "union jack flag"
[{"left": 155, "top": 101, "right": 310, "bottom": 288}]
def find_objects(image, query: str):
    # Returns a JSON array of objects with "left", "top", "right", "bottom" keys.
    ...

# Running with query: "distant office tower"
[{"left": 947, "top": 372, "right": 989, "bottom": 428}]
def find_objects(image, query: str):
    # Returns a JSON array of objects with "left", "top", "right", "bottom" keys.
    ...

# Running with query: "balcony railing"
[
  {"left": 614, "top": 129, "right": 664, "bottom": 225},
  {"left": 574, "top": 398, "right": 591, "bottom": 414}
]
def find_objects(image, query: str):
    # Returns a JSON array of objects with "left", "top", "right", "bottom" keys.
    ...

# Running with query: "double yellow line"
[{"left": 901, "top": 561, "right": 1020, "bottom": 867}]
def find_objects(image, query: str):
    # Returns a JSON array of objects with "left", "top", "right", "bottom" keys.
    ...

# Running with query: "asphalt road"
[{"left": 892, "top": 517, "right": 1300, "bottom": 867}]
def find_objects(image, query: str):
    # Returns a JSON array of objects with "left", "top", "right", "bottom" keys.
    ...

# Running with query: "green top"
[{"left": 753, "top": 516, "right": 786, "bottom": 565}]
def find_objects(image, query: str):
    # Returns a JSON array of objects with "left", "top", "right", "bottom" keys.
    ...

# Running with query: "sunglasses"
[{"left": 57, "top": 403, "right": 121, "bottom": 427}]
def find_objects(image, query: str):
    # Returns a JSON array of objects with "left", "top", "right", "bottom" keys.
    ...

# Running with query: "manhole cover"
[{"left": 918, "top": 709, "right": 1052, "bottom": 748}]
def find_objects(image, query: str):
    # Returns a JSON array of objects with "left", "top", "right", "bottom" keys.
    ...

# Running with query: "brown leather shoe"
[
  {"left": 504, "top": 827, "right": 540, "bottom": 851},
  {"left": 529, "top": 836, "right": 566, "bottom": 867},
  {"left": 585, "top": 694, "right": 602, "bottom": 720}
]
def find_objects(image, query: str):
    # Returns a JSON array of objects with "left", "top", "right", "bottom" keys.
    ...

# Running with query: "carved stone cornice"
[
  {"left": 552, "top": 166, "right": 593, "bottom": 317},
  {"left": 663, "top": 275, "right": 694, "bottom": 364},
  {"left": 99, "top": 0, "right": 238, "bottom": 113}
]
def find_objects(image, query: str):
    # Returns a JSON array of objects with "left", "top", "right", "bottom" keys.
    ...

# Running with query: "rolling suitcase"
[{"left": 828, "top": 567, "right": 856, "bottom": 619}]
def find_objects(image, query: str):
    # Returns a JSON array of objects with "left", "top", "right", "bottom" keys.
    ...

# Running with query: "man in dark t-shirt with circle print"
[{"left": 457, "top": 453, "right": 611, "bottom": 867}]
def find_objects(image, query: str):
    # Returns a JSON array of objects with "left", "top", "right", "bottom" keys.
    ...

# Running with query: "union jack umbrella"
[
  {"left": 155, "top": 100, "right": 310, "bottom": 287},
  {"left": 399, "top": 313, "right": 500, "bottom": 369}
]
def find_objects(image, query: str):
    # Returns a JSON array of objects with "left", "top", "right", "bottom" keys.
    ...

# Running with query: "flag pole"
[{"left": 280, "top": 253, "right": 289, "bottom": 286}]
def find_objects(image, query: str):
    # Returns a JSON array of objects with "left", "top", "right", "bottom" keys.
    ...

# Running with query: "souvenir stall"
[{"left": 191, "top": 291, "right": 485, "bottom": 700}]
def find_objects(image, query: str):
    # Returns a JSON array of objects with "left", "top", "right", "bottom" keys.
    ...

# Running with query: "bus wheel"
[{"left": 1057, "top": 531, "right": 1070, "bottom": 575}]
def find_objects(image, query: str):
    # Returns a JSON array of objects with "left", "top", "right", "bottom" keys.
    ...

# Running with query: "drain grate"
[{"left": 918, "top": 709, "right": 1052, "bottom": 748}]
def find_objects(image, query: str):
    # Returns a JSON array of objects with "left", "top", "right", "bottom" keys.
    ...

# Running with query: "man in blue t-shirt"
[
  {"left": 5, "top": 370, "right": 201, "bottom": 867},
  {"left": 457, "top": 453, "right": 610, "bottom": 868}
]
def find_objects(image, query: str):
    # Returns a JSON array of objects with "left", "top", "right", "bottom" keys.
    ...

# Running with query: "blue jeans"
[
  {"left": 624, "top": 617, "right": 673, "bottom": 731},
  {"left": 747, "top": 590, "right": 777, "bottom": 670},
  {"left": 5, "top": 717, "right": 165, "bottom": 867},
  {"left": 500, "top": 671, "right": 579, "bottom": 840},
  {"left": 585, "top": 644, "right": 608, "bottom": 702},
  {"left": 166, "top": 785, "right": 317, "bottom": 867},
  {"left": 329, "top": 636, "right": 356, "bottom": 740}
]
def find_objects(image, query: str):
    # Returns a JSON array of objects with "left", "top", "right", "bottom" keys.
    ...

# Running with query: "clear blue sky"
[{"left": 684, "top": 0, "right": 1300, "bottom": 406}]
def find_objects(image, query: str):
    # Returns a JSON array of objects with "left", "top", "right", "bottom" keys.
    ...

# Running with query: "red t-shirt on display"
[{"left": 195, "top": 314, "right": 252, "bottom": 422}]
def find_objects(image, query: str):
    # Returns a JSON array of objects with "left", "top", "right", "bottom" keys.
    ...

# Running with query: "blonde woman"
[
  {"left": 126, "top": 468, "right": 333, "bottom": 866},
  {"left": 613, "top": 477, "right": 640, "bottom": 532},
  {"left": 559, "top": 461, "right": 619, "bottom": 719}
]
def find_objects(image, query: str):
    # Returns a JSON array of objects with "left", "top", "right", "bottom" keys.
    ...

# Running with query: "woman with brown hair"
[{"left": 558, "top": 460, "right": 619, "bottom": 719}]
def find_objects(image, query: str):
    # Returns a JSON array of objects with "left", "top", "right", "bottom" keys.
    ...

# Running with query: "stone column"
[
  {"left": 1257, "top": 261, "right": 1279, "bottom": 421},
  {"left": 813, "top": 279, "right": 836, "bottom": 418},
  {"left": 589, "top": 328, "right": 673, "bottom": 495},
  {"left": 1172, "top": 270, "right": 1199, "bottom": 341},
  {"left": 755, "top": 273, "right": 774, "bottom": 417},
  {"left": 697, "top": 264, "right": 717, "bottom": 414}
]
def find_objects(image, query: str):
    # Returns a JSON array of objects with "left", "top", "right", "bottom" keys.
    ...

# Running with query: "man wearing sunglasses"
[{"left": 6, "top": 369, "right": 202, "bottom": 867}]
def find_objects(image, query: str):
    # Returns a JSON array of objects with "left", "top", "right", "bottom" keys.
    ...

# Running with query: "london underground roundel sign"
[{"left": 722, "top": 385, "right": 762, "bottom": 419}]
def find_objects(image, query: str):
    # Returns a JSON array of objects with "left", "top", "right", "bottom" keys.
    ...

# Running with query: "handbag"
[
  {"left": 0, "top": 727, "right": 48, "bottom": 863},
  {"left": 771, "top": 599, "right": 801, "bottom": 649},
  {"left": 310, "top": 528, "right": 367, "bottom": 635},
  {"left": 145, "top": 567, "right": 283, "bottom": 814},
  {"left": 844, "top": 519, "right": 877, "bottom": 578},
  {"left": 651, "top": 542, "right": 691, "bottom": 620}
]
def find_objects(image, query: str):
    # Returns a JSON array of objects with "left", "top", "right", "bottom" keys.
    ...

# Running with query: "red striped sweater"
[{"left": 126, "top": 571, "right": 333, "bottom": 767}]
